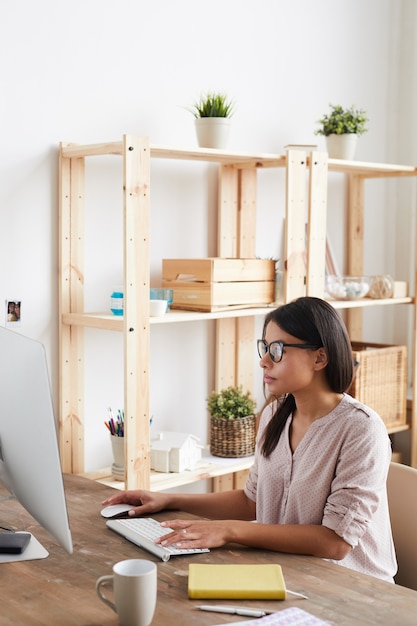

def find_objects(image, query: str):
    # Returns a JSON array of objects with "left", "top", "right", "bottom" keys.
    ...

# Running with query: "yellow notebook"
[{"left": 188, "top": 563, "right": 286, "bottom": 600}]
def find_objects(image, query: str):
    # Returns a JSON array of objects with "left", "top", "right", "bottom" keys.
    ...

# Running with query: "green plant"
[
  {"left": 315, "top": 104, "right": 369, "bottom": 136},
  {"left": 189, "top": 91, "right": 235, "bottom": 118},
  {"left": 207, "top": 385, "right": 256, "bottom": 420}
]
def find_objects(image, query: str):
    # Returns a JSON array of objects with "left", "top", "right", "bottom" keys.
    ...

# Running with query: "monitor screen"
[{"left": 0, "top": 326, "right": 73, "bottom": 555}]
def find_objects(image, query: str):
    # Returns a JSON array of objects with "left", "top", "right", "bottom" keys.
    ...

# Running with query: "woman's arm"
[
  {"left": 102, "top": 487, "right": 256, "bottom": 521},
  {"left": 158, "top": 517, "right": 352, "bottom": 561},
  {"left": 102, "top": 487, "right": 350, "bottom": 559}
]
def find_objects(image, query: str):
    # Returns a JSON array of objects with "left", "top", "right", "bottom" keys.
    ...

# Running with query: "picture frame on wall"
[{"left": 5, "top": 300, "right": 21, "bottom": 326}]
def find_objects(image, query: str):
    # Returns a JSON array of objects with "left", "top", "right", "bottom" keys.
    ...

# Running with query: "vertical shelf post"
[
  {"left": 345, "top": 173, "right": 365, "bottom": 340},
  {"left": 59, "top": 145, "right": 85, "bottom": 474},
  {"left": 284, "top": 148, "right": 328, "bottom": 302},
  {"left": 215, "top": 165, "right": 257, "bottom": 393},
  {"left": 123, "top": 135, "right": 151, "bottom": 489},
  {"left": 306, "top": 150, "right": 328, "bottom": 297},
  {"left": 284, "top": 149, "right": 308, "bottom": 302}
]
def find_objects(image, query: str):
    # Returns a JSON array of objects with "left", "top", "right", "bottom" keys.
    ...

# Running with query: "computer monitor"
[{"left": 0, "top": 326, "right": 73, "bottom": 558}]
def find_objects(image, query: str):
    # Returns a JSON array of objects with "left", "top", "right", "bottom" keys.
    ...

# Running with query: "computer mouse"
[{"left": 100, "top": 504, "right": 136, "bottom": 518}]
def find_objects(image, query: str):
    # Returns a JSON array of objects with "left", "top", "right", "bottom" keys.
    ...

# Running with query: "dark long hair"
[{"left": 260, "top": 297, "right": 354, "bottom": 457}]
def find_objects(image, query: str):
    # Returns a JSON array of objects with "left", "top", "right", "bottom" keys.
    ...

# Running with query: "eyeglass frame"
[{"left": 257, "top": 339, "right": 321, "bottom": 363}]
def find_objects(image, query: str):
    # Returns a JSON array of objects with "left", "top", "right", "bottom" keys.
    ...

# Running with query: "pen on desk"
[
  {"left": 287, "top": 589, "right": 309, "bottom": 600},
  {"left": 196, "top": 605, "right": 276, "bottom": 617}
]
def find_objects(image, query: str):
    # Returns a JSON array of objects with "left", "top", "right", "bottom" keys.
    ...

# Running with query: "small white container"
[{"left": 149, "top": 299, "right": 168, "bottom": 316}]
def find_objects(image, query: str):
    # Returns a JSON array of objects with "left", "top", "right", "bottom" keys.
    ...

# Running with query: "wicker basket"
[
  {"left": 210, "top": 415, "right": 256, "bottom": 458},
  {"left": 349, "top": 342, "right": 407, "bottom": 430}
]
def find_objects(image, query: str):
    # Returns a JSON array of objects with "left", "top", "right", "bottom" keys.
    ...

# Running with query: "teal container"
[{"left": 110, "top": 287, "right": 124, "bottom": 316}]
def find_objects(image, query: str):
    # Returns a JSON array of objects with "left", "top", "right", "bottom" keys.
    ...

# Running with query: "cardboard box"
[{"left": 162, "top": 258, "right": 275, "bottom": 312}]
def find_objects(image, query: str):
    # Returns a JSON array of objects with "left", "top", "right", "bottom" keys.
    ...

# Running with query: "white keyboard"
[{"left": 106, "top": 517, "right": 210, "bottom": 562}]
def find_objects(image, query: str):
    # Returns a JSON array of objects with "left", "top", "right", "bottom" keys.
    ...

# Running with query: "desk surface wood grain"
[{"left": 1, "top": 474, "right": 417, "bottom": 626}]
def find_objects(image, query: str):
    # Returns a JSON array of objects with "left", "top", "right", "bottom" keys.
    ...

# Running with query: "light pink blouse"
[{"left": 244, "top": 394, "right": 397, "bottom": 582}]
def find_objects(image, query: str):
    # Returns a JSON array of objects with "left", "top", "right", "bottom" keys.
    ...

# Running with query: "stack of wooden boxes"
[{"left": 162, "top": 258, "right": 275, "bottom": 312}]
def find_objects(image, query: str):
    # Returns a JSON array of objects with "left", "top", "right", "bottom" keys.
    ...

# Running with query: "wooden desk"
[{"left": 1, "top": 475, "right": 417, "bottom": 626}]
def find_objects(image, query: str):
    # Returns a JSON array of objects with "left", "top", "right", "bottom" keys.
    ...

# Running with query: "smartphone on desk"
[{"left": 0, "top": 532, "right": 31, "bottom": 554}]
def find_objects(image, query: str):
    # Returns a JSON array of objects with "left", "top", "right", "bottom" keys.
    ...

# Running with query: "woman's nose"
[{"left": 259, "top": 353, "right": 269, "bottom": 367}]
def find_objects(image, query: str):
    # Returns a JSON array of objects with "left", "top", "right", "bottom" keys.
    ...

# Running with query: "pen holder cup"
[{"left": 110, "top": 435, "right": 125, "bottom": 479}]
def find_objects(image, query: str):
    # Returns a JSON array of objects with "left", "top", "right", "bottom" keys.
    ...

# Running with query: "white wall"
[{"left": 1, "top": 0, "right": 416, "bottom": 471}]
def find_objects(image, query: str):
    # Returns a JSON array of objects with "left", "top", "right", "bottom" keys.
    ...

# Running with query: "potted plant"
[
  {"left": 207, "top": 385, "right": 257, "bottom": 457},
  {"left": 189, "top": 91, "right": 235, "bottom": 149},
  {"left": 315, "top": 103, "right": 369, "bottom": 160}
]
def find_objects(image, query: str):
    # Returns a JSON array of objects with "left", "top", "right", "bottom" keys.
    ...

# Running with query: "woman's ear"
[{"left": 314, "top": 347, "right": 328, "bottom": 370}]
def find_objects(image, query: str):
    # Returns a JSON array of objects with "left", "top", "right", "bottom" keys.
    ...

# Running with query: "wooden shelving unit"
[{"left": 59, "top": 137, "right": 417, "bottom": 491}]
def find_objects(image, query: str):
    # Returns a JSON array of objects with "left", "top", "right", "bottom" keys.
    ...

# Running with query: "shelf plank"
[
  {"left": 61, "top": 141, "right": 287, "bottom": 167},
  {"left": 62, "top": 312, "right": 124, "bottom": 330},
  {"left": 61, "top": 298, "right": 414, "bottom": 331},
  {"left": 61, "top": 141, "right": 124, "bottom": 158},
  {"left": 328, "top": 296, "right": 413, "bottom": 309},
  {"left": 81, "top": 454, "right": 255, "bottom": 492},
  {"left": 62, "top": 306, "right": 278, "bottom": 330},
  {"left": 151, "top": 145, "right": 286, "bottom": 168},
  {"left": 60, "top": 141, "right": 417, "bottom": 178},
  {"left": 328, "top": 158, "right": 417, "bottom": 177}
]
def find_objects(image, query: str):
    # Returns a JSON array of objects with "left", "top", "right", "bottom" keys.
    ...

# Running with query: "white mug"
[{"left": 96, "top": 559, "right": 157, "bottom": 626}]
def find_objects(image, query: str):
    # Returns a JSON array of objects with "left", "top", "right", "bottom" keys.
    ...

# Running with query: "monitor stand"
[
  {"left": 0, "top": 495, "right": 49, "bottom": 563},
  {"left": 0, "top": 533, "right": 49, "bottom": 563}
]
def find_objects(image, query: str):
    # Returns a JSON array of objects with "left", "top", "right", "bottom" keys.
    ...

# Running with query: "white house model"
[{"left": 150, "top": 431, "right": 203, "bottom": 473}]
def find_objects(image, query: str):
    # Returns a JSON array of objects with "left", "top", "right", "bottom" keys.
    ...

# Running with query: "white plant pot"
[
  {"left": 195, "top": 117, "right": 231, "bottom": 149},
  {"left": 325, "top": 134, "right": 358, "bottom": 160}
]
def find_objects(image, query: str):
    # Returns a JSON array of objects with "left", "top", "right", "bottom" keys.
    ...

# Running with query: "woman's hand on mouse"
[{"left": 101, "top": 489, "right": 172, "bottom": 516}]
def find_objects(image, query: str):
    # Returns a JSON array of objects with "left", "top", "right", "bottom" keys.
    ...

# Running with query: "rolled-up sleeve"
[{"left": 321, "top": 409, "right": 391, "bottom": 548}]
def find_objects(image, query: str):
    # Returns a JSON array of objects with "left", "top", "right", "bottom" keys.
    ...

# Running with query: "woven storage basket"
[
  {"left": 210, "top": 415, "right": 256, "bottom": 458},
  {"left": 349, "top": 342, "right": 407, "bottom": 430}
]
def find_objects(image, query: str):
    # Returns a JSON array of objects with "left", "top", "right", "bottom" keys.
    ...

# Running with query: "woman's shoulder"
[
  {"left": 339, "top": 392, "right": 378, "bottom": 415},
  {"left": 335, "top": 393, "right": 388, "bottom": 432}
]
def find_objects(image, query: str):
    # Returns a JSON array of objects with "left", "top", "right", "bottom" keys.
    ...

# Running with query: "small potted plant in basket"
[
  {"left": 207, "top": 385, "right": 257, "bottom": 458},
  {"left": 315, "top": 103, "right": 369, "bottom": 160},
  {"left": 189, "top": 91, "right": 235, "bottom": 149}
]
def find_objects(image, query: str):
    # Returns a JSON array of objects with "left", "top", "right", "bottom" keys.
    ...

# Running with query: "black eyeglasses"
[{"left": 257, "top": 339, "right": 320, "bottom": 363}]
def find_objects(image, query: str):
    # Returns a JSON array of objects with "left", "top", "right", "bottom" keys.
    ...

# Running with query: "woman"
[{"left": 102, "top": 297, "right": 397, "bottom": 582}]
